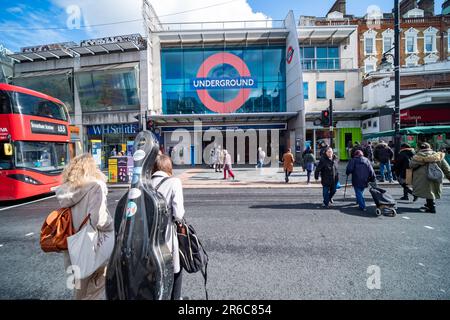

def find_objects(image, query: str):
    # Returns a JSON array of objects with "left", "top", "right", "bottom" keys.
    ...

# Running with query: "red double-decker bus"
[{"left": 0, "top": 83, "right": 70, "bottom": 201}]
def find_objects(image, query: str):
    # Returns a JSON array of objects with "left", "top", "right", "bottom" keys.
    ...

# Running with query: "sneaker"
[
  {"left": 413, "top": 196, "right": 418, "bottom": 202},
  {"left": 322, "top": 204, "right": 330, "bottom": 208},
  {"left": 426, "top": 208, "right": 436, "bottom": 214},
  {"left": 330, "top": 199, "right": 334, "bottom": 204},
  {"left": 359, "top": 207, "right": 367, "bottom": 212},
  {"left": 399, "top": 196, "right": 409, "bottom": 201},
  {"left": 379, "top": 179, "right": 385, "bottom": 183}
]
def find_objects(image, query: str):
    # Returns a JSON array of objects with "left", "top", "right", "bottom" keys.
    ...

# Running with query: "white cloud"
[
  {"left": 51, "top": 0, "right": 272, "bottom": 38},
  {"left": 6, "top": 7, "right": 24, "bottom": 14}
]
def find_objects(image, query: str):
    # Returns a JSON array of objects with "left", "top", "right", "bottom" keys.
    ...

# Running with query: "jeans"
[
  {"left": 306, "top": 170, "right": 312, "bottom": 183},
  {"left": 379, "top": 161, "right": 392, "bottom": 181},
  {"left": 171, "top": 271, "right": 182, "bottom": 300},
  {"left": 256, "top": 160, "right": 263, "bottom": 168},
  {"left": 354, "top": 187, "right": 366, "bottom": 209},
  {"left": 322, "top": 185, "right": 336, "bottom": 206}
]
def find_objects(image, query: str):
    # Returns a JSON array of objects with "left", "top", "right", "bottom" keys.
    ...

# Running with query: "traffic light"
[{"left": 321, "top": 109, "right": 331, "bottom": 127}]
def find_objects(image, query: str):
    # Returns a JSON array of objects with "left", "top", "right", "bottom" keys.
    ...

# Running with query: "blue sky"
[{"left": 0, "top": 0, "right": 447, "bottom": 52}]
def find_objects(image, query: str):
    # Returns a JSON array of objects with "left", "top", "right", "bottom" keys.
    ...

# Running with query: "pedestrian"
[
  {"left": 150, "top": 154, "right": 185, "bottom": 299},
  {"left": 282, "top": 148, "right": 295, "bottom": 183},
  {"left": 55, "top": 153, "right": 114, "bottom": 300},
  {"left": 374, "top": 140, "right": 394, "bottom": 183},
  {"left": 214, "top": 146, "right": 222, "bottom": 172},
  {"left": 410, "top": 142, "right": 450, "bottom": 214},
  {"left": 209, "top": 147, "right": 215, "bottom": 169},
  {"left": 364, "top": 141, "right": 374, "bottom": 163},
  {"left": 314, "top": 147, "right": 339, "bottom": 208},
  {"left": 223, "top": 149, "right": 235, "bottom": 180},
  {"left": 302, "top": 147, "right": 315, "bottom": 185},
  {"left": 350, "top": 141, "right": 364, "bottom": 159},
  {"left": 110, "top": 147, "right": 117, "bottom": 157},
  {"left": 319, "top": 141, "right": 329, "bottom": 158},
  {"left": 256, "top": 147, "right": 266, "bottom": 168},
  {"left": 393, "top": 143, "right": 417, "bottom": 201},
  {"left": 346, "top": 150, "right": 376, "bottom": 211}
]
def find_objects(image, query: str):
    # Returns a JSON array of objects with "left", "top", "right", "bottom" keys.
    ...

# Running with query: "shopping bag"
[
  {"left": 67, "top": 216, "right": 114, "bottom": 280},
  {"left": 405, "top": 168, "right": 413, "bottom": 185}
]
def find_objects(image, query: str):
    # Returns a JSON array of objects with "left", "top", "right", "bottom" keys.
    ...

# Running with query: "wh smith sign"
[
  {"left": 88, "top": 123, "right": 138, "bottom": 135},
  {"left": 192, "top": 52, "right": 256, "bottom": 114}
]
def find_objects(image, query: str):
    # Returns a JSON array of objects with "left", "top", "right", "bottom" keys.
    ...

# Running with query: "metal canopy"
[
  {"left": 151, "top": 112, "right": 298, "bottom": 125},
  {"left": 298, "top": 26, "right": 355, "bottom": 43},
  {"left": 158, "top": 29, "right": 289, "bottom": 45},
  {"left": 76, "top": 62, "right": 138, "bottom": 73},
  {"left": 14, "top": 68, "right": 72, "bottom": 78}
]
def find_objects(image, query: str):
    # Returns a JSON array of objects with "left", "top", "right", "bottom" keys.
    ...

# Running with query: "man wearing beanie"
[
  {"left": 346, "top": 149, "right": 376, "bottom": 211},
  {"left": 393, "top": 143, "right": 417, "bottom": 201},
  {"left": 410, "top": 142, "right": 450, "bottom": 213}
]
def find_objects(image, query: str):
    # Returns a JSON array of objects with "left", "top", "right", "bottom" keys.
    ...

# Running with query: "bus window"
[
  {"left": 0, "top": 90, "right": 12, "bottom": 114},
  {"left": 11, "top": 92, "right": 67, "bottom": 121},
  {"left": 0, "top": 143, "right": 13, "bottom": 170},
  {"left": 14, "top": 141, "right": 68, "bottom": 173}
]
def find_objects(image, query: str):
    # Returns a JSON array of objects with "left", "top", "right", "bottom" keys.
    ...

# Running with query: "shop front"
[{"left": 86, "top": 123, "right": 138, "bottom": 169}]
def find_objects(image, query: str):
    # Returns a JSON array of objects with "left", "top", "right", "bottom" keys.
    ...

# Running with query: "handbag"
[{"left": 67, "top": 214, "right": 114, "bottom": 280}]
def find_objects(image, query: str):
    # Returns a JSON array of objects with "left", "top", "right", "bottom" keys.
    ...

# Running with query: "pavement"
[
  {"left": 108, "top": 162, "right": 450, "bottom": 189},
  {"left": 0, "top": 187, "right": 449, "bottom": 299}
]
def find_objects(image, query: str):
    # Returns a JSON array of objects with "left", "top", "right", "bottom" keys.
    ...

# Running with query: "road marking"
[
  {"left": 424, "top": 226, "right": 435, "bottom": 230},
  {"left": 402, "top": 216, "right": 411, "bottom": 220},
  {"left": 0, "top": 195, "right": 56, "bottom": 212},
  {"left": 440, "top": 289, "right": 446, "bottom": 293},
  {"left": 25, "top": 232, "right": 34, "bottom": 237},
  {"left": 418, "top": 263, "right": 425, "bottom": 267},
  {"left": 0, "top": 244, "right": 3, "bottom": 248}
]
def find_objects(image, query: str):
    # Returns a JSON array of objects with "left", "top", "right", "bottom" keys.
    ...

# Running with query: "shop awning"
[
  {"left": 363, "top": 125, "right": 450, "bottom": 139},
  {"left": 13, "top": 68, "right": 72, "bottom": 78},
  {"left": 75, "top": 62, "right": 138, "bottom": 73}
]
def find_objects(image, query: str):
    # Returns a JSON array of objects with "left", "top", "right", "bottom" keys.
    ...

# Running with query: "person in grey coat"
[
  {"left": 56, "top": 153, "right": 114, "bottom": 300},
  {"left": 346, "top": 150, "right": 376, "bottom": 211}
]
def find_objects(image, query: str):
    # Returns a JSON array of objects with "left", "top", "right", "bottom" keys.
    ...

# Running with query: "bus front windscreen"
[{"left": 14, "top": 141, "right": 68, "bottom": 173}]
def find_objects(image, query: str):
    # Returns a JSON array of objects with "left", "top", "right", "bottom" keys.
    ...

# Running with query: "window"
[
  {"left": 383, "top": 37, "right": 393, "bottom": 54},
  {"left": 14, "top": 141, "right": 68, "bottom": 173},
  {"left": 0, "top": 143, "right": 13, "bottom": 170},
  {"left": 300, "top": 46, "right": 340, "bottom": 70},
  {"left": 0, "top": 90, "right": 12, "bottom": 114},
  {"left": 11, "top": 92, "right": 67, "bottom": 121},
  {"left": 76, "top": 68, "right": 139, "bottom": 112},
  {"left": 316, "top": 82, "right": 327, "bottom": 99},
  {"left": 406, "top": 36, "right": 415, "bottom": 53},
  {"left": 365, "top": 38, "right": 374, "bottom": 54},
  {"left": 334, "top": 81, "right": 345, "bottom": 99},
  {"left": 425, "top": 35, "right": 433, "bottom": 52},
  {"left": 303, "top": 82, "right": 308, "bottom": 100},
  {"left": 365, "top": 63, "right": 375, "bottom": 73}
]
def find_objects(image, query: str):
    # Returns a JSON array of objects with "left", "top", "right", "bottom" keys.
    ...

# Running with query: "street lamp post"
[{"left": 393, "top": 0, "right": 401, "bottom": 159}]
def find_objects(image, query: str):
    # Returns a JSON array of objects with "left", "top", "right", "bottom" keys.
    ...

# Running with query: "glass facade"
[
  {"left": 13, "top": 73, "right": 74, "bottom": 114},
  {"left": 300, "top": 46, "right": 340, "bottom": 70},
  {"left": 161, "top": 46, "right": 286, "bottom": 114},
  {"left": 75, "top": 67, "right": 139, "bottom": 112}
]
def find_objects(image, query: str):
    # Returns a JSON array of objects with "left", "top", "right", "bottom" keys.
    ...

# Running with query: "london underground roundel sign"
[
  {"left": 192, "top": 52, "right": 256, "bottom": 113},
  {"left": 287, "top": 46, "right": 294, "bottom": 64}
]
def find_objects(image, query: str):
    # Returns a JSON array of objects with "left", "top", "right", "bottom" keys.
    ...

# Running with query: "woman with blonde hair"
[{"left": 56, "top": 153, "right": 114, "bottom": 300}]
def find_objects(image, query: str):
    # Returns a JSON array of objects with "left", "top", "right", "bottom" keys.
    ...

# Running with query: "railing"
[
  {"left": 308, "top": 15, "right": 449, "bottom": 26},
  {"left": 301, "top": 57, "right": 355, "bottom": 70},
  {"left": 159, "top": 20, "right": 286, "bottom": 32}
]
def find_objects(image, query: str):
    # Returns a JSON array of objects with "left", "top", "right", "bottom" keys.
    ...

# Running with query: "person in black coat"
[
  {"left": 393, "top": 143, "right": 417, "bottom": 201},
  {"left": 314, "top": 147, "right": 339, "bottom": 208},
  {"left": 374, "top": 141, "right": 394, "bottom": 182},
  {"left": 350, "top": 141, "right": 364, "bottom": 158},
  {"left": 346, "top": 150, "right": 376, "bottom": 211}
]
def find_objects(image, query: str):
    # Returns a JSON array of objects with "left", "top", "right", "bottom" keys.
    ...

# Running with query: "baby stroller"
[{"left": 369, "top": 182, "right": 397, "bottom": 217}]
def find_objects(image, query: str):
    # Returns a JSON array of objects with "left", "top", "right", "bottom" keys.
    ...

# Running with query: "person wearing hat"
[
  {"left": 393, "top": 143, "right": 417, "bottom": 201},
  {"left": 410, "top": 142, "right": 450, "bottom": 213},
  {"left": 346, "top": 149, "right": 376, "bottom": 211}
]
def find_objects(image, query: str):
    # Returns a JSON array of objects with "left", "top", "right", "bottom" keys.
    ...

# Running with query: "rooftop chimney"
[
  {"left": 418, "top": 0, "right": 434, "bottom": 16},
  {"left": 326, "top": 0, "right": 346, "bottom": 16}
]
